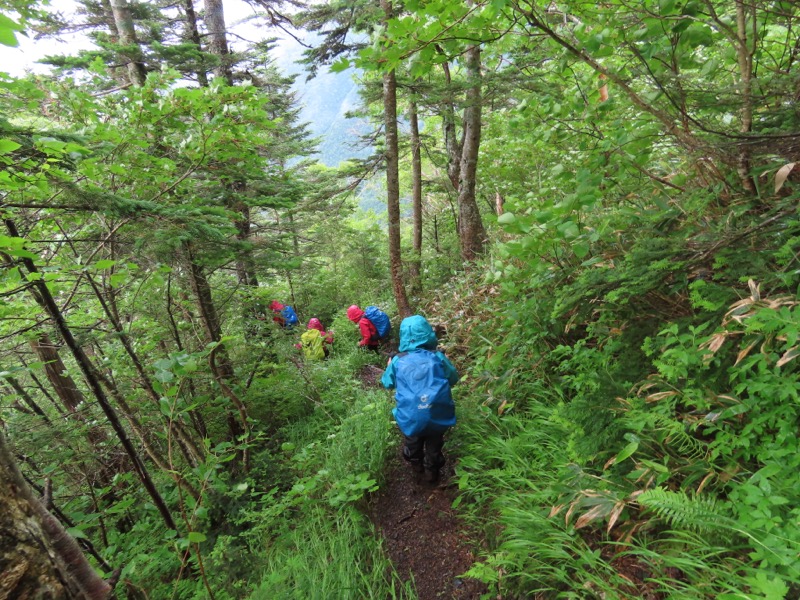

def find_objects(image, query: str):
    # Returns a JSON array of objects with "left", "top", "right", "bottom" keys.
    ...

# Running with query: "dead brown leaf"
[
  {"left": 775, "top": 162, "right": 796, "bottom": 194},
  {"left": 776, "top": 346, "right": 800, "bottom": 368},
  {"left": 575, "top": 504, "right": 608, "bottom": 530},
  {"left": 607, "top": 501, "right": 626, "bottom": 533}
]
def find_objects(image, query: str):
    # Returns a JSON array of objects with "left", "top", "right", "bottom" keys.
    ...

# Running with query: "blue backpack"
[
  {"left": 281, "top": 306, "right": 299, "bottom": 327},
  {"left": 364, "top": 305, "right": 391, "bottom": 339},
  {"left": 392, "top": 350, "right": 456, "bottom": 437}
]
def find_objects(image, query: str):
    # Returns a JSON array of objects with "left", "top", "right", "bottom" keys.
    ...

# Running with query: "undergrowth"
[
  {"left": 246, "top": 348, "right": 409, "bottom": 599},
  {"left": 428, "top": 193, "right": 800, "bottom": 598},
  {"left": 190, "top": 334, "right": 410, "bottom": 599}
]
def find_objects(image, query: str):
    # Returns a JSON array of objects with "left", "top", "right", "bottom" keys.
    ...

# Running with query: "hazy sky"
[
  {"left": 2, "top": 0, "right": 368, "bottom": 167},
  {"left": 4, "top": 0, "right": 290, "bottom": 77}
]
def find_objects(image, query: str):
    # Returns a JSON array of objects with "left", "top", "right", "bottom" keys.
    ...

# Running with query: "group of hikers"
[
  {"left": 268, "top": 301, "right": 393, "bottom": 359},
  {"left": 270, "top": 300, "right": 459, "bottom": 484},
  {"left": 268, "top": 300, "right": 334, "bottom": 360}
]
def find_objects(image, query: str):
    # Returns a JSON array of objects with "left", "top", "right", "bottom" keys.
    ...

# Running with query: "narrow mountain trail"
[{"left": 360, "top": 365, "right": 488, "bottom": 599}]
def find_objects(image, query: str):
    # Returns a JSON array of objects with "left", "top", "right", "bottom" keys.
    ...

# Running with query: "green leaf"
[
  {"left": 615, "top": 441, "right": 639, "bottom": 464},
  {"left": 106, "top": 496, "right": 136, "bottom": 514},
  {"left": 159, "top": 397, "right": 173, "bottom": 416},
  {"left": 0, "top": 139, "right": 21, "bottom": 154},
  {"left": 573, "top": 241, "right": 590, "bottom": 258},
  {"left": 640, "top": 459, "right": 669, "bottom": 473},
  {"left": 497, "top": 212, "right": 516, "bottom": 224},
  {"left": 557, "top": 220, "right": 579, "bottom": 239},
  {"left": 154, "top": 370, "right": 174, "bottom": 383},
  {"left": 93, "top": 259, "right": 117, "bottom": 270},
  {"left": 745, "top": 571, "right": 789, "bottom": 600},
  {"left": 330, "top": 58, "right": 351, "bottom": 73},
  {"left": 66, "top": 527, "right": 88, "bottom": 540},
  {"left": 153, "top": 358, "right": 173, "bottom": 370},
  {"left": 0, "top": 14, "right": 22, "bottom": 48},
  {"left": 7, "top": 248, "right": 37, "bottom": 259},
  {"left": 187, "top": 531, "right": 207, "bottom": 543},
  {"left": 752, "top": 463, "right": 782, "bottom": 482},
  {"left": 109, "top": 273, "right": 127, "bottom": 287},
  {"left": 659, "top": 0, "right": 678, "bottom": 14}
]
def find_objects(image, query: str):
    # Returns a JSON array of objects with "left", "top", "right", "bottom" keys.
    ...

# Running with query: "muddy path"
[
  {"left": 360, "top": 365, "right": 488, "bottom": 599},
  {"left": 370, "top": 459, "right": 488, "bottom": 599}
]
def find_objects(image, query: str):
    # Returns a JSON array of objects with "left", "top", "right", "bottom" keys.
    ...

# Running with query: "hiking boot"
[
  {"left": 423, "top": 469, "right": 439, "bottom": 484},
  {"left": 401, "top": 447, "right": 424, "bottom": 472}
]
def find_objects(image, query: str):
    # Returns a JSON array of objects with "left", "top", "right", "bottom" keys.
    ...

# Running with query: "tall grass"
[
  {"left": 242, "top": 348, "right": 411, "bottom": 599},
  {"left": 251, "top": 505, "right": 411, "bottom": 599},
  {"left": 453, "top": 402, "right": 634, "bottom": 596}
]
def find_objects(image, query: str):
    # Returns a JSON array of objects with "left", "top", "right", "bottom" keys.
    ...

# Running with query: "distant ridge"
[{"left": 272, "top": 35, "right": 372, "bottom": 167}]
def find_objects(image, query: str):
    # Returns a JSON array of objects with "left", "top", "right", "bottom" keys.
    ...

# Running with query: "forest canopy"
[{"left": 1, "top": 0, "right": 799, "bottom": 598}]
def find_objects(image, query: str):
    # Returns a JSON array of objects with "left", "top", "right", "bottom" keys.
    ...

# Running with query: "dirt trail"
[{"left": 360, "top": 365, "right": 488, "bottom": 600}]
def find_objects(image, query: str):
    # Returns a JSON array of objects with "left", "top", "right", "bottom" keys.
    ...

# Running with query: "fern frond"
[
  {"left": 637, "top": 488, "right": 722, "bottom": 533},
  {"left": 622, "top": 410, "right": 707, "bottom": 461},
  {"left": 651, "top": 413, "right": 707, "bottom": 460},
  {"left": 638, "top": 488, "right": 799, "bottom": 572}
]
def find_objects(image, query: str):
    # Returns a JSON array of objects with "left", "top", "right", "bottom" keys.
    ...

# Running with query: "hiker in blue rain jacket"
[{"left": 381, "top": 315, "right": 459, "bottom": 483}]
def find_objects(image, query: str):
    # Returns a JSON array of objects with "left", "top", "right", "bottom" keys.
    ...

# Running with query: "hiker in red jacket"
[
  {"left": 347, "top": 305, "right": 379, "bottom": 351},
  {"left": 270, "top": 300, "right": 285, "bottom": 327}
]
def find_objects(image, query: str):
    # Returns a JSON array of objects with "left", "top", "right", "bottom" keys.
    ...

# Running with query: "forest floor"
[{"left": 360, "top": 365, "right": 489, "bottom": 600}]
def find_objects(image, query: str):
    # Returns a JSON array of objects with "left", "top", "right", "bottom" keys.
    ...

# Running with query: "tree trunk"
[
  {"left": 0, "top": 428, "right": 112, "bottom": 600},
  {"left": 20, "top": 469, "right": 114, "bottom": 574},
  {"left": 381, "top": 0, "right": 412, "bottom": 318},
  {"left": 29, "top": 334, "right": 110, "bottom": 449},
  {"left": 185, "top": 250, "right": 233, "bottom": 378},
  {"left": 98, "top": 0, "right": 119, "bottom": 38},
  {"left": 30, "top": 334, "right": 86, "bottom": 413},
  {"left": 15, "top": 350, "right": 65, "bottom": 416},
  {"left": 234, "top": 193, "right": 259, "bottom": 289},
  {"left": 438, "top": 57, "right": 462, "bottom": 191},
  {"left": 5, "top": 377, "right": 50, "bottom": 423},
  {"left": 433, "top": 214, "right": 440, "bottom": 253},
  {"left": 95, "top": 0, "right": 130, "bottom": 86},
  {"left": 408, "top": 96, "right": 423, "bottom": 294},
  {"left": 5, "top": 218, "right": 177, "bottom": 532},
  {"left": 184, "top": 244, "right": 248, "bottom": 447},
  {"left": 108, "top": 0, "right": 147, "bottom": 86},
  {"left": 457, "top": 43, "right": 487, "bottom": 261},
  {"left": 182, "top": 0, "right": 209, "bottom": 86},
  {"left": 166, "top": 273, "right": 208, "bottom": 440},
  {"left": 735, "top": 0, "right": 756, "bottom": 193},
  {"left": 200, "top": 11, "right": 258, "bottom": 296},
  {"left": 203, "top": 0, "right": 233, "bottom": 84}
]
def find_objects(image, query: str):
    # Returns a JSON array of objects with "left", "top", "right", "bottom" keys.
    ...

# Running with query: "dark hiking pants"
[{"left": 402, "top": 430, "right": 446, "bottom": 472}]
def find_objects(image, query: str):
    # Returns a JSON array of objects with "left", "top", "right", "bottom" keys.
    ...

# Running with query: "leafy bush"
[{"left": 440, "top": 185, "right": 800, "bottom": 598}]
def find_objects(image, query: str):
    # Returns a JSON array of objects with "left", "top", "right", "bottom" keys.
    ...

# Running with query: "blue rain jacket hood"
[
  {"left": 398, "top": 315, "right": 438, "bottom": 352},
  {"left": 383, "top": 314, "right": 458, "bottom": 437}
]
